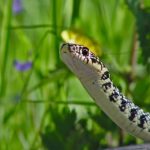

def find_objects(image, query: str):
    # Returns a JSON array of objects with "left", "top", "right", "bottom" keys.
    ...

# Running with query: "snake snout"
[{"left": 61, "top": 43, "right": 69, "bottom": 53}]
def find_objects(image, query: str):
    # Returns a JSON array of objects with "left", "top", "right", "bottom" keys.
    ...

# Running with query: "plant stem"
[{"left": 0, "top": 0, "right": 12, "bottom": 97}]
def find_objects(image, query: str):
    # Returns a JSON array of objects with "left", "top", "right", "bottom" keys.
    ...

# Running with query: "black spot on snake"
[
  {"left": 129, "top": 107, "right": 139, "bottom": 121},
  {"left": 119, "top": 99, "right": 129, "bottom": 112},
  {"left": 138, "top": 114, "right": 148, "bottom": 129},
  {"left": 101, "top": 71, "right": 110, "bottom": 80},
  {"left": 102, "top": 82, "right": 112, "bottom": 92},
  {"left": 91, "top": 57, "right": 97, "bottom": 63},
  {"left": 109, "top": 90, "right": 119, "bottom": 102}
]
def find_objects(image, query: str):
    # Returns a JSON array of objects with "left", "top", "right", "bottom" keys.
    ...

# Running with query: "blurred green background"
[{"left": 0, "top": 0, "right": 150, "bottom": 149}]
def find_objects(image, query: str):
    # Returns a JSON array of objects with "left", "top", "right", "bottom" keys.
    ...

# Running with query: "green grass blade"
[{"left": 0, "top": 0, "right": 12, "bottom": 97}]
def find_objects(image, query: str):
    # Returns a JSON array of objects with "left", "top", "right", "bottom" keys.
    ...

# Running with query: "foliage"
[
  {"left": 41, "top": 106, "right": 106, "bottom": 150},
  {"left": 0, "top": 0, "right": 150, "bottom": 149},
  {"left": 126, "top": 0, "right": 150, "bottom": 71}
]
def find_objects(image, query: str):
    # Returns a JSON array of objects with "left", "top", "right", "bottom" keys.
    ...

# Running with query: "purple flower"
[
  {"left": 12, "top": 0, "right": 23, "bottom": 14},
  {"left": 14, "top": 60, "right": 32, "bottom": 71}
]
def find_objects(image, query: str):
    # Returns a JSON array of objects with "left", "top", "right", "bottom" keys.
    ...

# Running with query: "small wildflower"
[
  {"left": 12, "top": 0, "right": 23, "bottom": 14},
  {"left": 14, "top": 60, "right": 32, "bottom": 71}
]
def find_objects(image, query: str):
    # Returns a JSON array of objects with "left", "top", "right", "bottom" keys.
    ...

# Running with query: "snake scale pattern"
[{"left": 60, "top": 43, "right": 150, "bottom": 142}]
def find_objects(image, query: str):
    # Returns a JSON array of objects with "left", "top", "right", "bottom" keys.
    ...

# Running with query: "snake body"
[{"left": 60, "top": 43, "right": 150, "bottom": 142}]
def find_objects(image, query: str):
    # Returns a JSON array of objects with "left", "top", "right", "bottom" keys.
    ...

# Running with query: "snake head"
[
  {"left": 61, "top": 43, "right": 100, "bottom": 64},
  {"left": 60, "top": 43, "right": 106, "bottom": 79}
]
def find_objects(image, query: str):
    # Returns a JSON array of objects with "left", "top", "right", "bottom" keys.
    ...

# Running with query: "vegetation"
[{"left": 0, "top": 0, "right": 149, "bottom": 149}]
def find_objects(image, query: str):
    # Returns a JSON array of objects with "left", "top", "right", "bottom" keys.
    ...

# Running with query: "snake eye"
[{"left": 82, "top": 47, "right": 89, "bottom": 56}]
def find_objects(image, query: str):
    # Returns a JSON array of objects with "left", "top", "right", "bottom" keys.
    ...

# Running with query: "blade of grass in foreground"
[
  {"left": 0, "top": 0, "right": 12, "bottom": 97},
  {"left": 50, "top": 0, "right": 60, "bottom": 65},
  {"left": 10, "top": 24, "right": 64, "bottom": 30}
]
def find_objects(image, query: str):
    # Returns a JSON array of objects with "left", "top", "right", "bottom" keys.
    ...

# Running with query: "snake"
[{"left": 60, "top": 43, "right": 150, "bottom": 142}]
